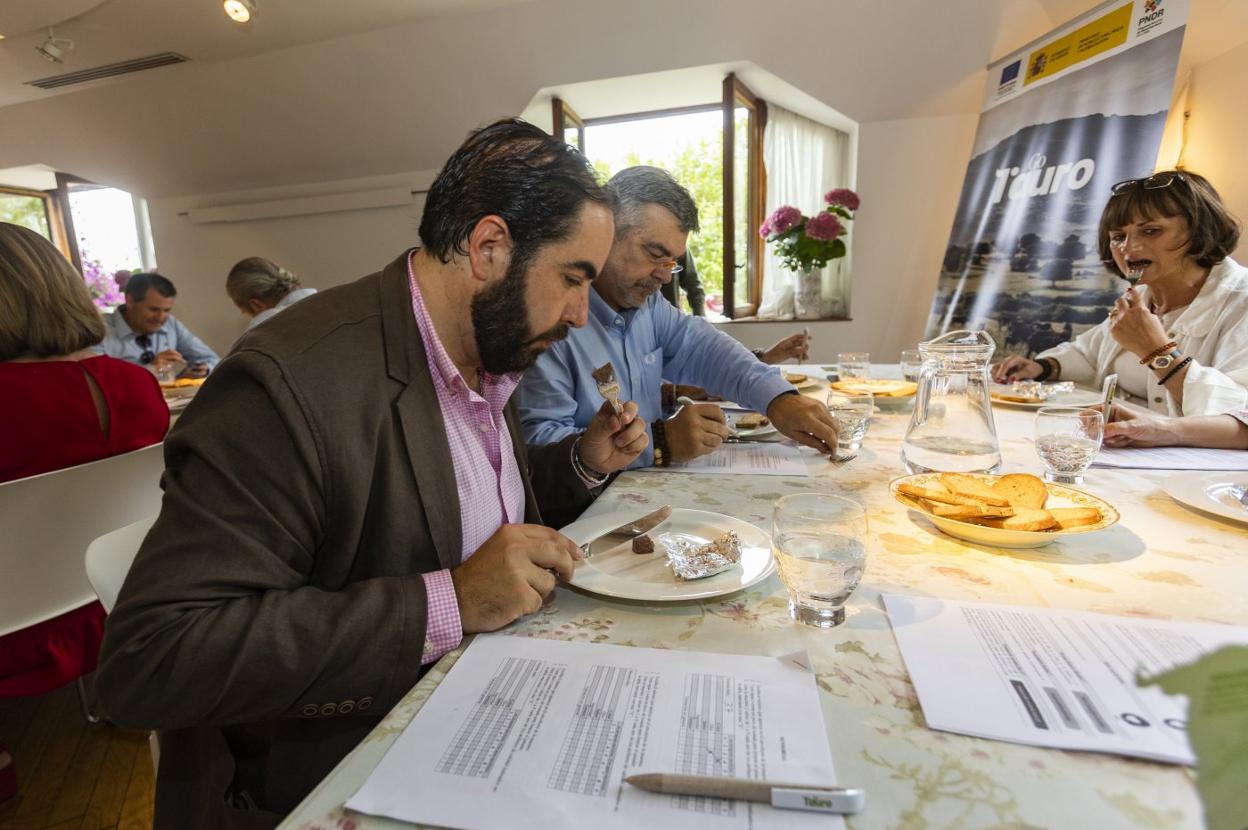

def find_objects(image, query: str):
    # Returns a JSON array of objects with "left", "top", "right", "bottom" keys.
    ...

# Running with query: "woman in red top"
[{"left": 0, "top": 222, "right": 169, "bottom": 802}]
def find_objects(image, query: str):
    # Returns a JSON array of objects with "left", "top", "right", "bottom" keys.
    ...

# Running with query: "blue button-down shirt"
[
  {"left": 517, "top": 287, "right": 793, "bottom": 468},
  {"left": 95, "top": 307, "right": 220, "bottom": 370}
]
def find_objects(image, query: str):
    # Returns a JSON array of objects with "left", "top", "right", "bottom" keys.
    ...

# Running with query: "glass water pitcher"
[{"left": 902, "top": 330, "right": 1002, "bottom": 474}]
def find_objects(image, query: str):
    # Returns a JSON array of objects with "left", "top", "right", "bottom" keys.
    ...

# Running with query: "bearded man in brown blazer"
[{"left": 96, "top": 119, "right": 648, "bottom": 830}]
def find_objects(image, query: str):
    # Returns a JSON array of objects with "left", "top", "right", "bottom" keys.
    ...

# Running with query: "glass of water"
[
  {"left": 1035, "top": 406, "right": 1103, "bottom": 484},
  {"left": 838, "top": 352, "right": 871, "bottom": 379},
  {"left": 772, "top": 493, "right": 868, "bottom": 628},
  {"left": 827, "top": 391, "right": 873, "bottom": 457},
  {"left": 900, "top": 349, "right": 923, "bottom": 382}
]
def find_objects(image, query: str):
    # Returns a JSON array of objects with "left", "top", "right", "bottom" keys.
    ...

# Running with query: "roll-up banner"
[{"left": 926, "top": 0, "right": 1188, "bottom": 355}]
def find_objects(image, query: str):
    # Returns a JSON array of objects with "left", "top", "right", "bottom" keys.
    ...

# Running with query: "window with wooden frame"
[
  {"left": 722, "top": 73, "right": 766, "bottom": 319},
  {"left": 0, "top": 184, "right": 71, "bottom": 258},
  {"left": 552, "top": 75, "right": 768, "bottom": 320}
]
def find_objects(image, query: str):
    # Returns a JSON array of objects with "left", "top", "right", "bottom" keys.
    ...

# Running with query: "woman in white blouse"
[{"left": 992, "top": 170, "right": 1246, "bottom": 416}]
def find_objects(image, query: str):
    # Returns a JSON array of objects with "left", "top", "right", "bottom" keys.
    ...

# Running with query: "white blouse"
[{"left": 1037, "top": 257, "right": 1248, "bottom": 416}]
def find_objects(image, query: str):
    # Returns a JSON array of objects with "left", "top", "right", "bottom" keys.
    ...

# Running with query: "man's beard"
[{"left": 471, "top": 256, "right": 569, "bottom": 374}]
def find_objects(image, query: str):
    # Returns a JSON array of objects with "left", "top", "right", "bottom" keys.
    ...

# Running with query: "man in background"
[
  {"left": 97, "top": 272, "right": 218, "bottom": 377},
  {"left": 518, "top": 165, "right": 837, "bottom": 468}
]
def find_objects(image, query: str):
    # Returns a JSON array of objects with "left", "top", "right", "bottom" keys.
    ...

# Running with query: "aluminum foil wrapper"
[
  {"left": 1011, "top": 380, "right": 1074, "bottom": 399},
  {"left": 662, "top": 532, "right": 743, "bottom": 580}
]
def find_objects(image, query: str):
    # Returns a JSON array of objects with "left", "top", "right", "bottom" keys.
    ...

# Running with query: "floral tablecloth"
[{"left": 283, "top": 373, "right": 1247, "bottom": 830}]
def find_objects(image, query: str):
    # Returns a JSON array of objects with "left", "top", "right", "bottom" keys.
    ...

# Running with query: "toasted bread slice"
[
  {"left": 992, "top": 473, "right": 1049, "bottom": 509},
  {"left": 1048, "top": 507, "right": 1101, "bottom": 529},
  {"left": 972, "top": 508, "right": 1056, "bottom": 532},
  {"left": 928, "top": 502, "right": 1016, "bottom": 520},
  {"left": 937, "top": 473, "right": 1011, "bottom": 506},
  {"left": 899, "top": 483, "right": 1002, "bottom": 508}
]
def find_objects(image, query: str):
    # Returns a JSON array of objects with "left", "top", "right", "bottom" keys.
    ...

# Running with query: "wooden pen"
[{"left": 625, "top": 773, "right": 865, "bottom": 814}]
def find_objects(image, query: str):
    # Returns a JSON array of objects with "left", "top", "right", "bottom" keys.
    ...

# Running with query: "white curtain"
[{"left": 758, "top": 106, "right": 851, "bottom": 319}]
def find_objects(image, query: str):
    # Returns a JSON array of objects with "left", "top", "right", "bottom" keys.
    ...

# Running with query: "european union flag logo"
[{"left": 1000, "top": 61, "right": 1021, "bottom": 85}]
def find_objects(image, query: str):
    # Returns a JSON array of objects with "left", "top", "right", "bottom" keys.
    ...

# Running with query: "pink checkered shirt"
[{"left": 409, "top": 253, "right": 526, "bottom": 665}]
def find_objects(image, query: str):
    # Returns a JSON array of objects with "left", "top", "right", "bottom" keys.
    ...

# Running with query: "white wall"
[
  {"left": 1180, "top": 39, "right": 1248, "bottom": 257},
  {"left": 149, "top": 174, "right": 431, "bottom": 352}
]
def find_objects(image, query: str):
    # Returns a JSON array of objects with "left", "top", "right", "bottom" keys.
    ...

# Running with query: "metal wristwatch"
[{"left": 1147, "top": 348, "right": 1182, "bottom": 371}]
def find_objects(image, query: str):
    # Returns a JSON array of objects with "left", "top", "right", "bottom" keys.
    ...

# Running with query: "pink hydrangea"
[
  {"left": 758, "top": 219, "right": 772, "bottom": 239},
  {"left": 804, "top": 212, "right": 843, "bottom": 241},
  {"left": 766, "top": 205, "right": 802, "bottom": 235},
  {"left": 823, "top": 188, "right": 860, "bottom": 211}
]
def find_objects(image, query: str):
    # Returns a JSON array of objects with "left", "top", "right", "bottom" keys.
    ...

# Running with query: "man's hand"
[
  {"left": 1108, "top": 287, "right": 1171, "bottom": 359},
  {"left": 579, "top": 400, "right": 648, "bottom": 474},
  {"left": 767, "top": 393, "right": 838, "bottom": 454},
  {"left": 451, "top": 524, "right": 581, "bottom": 633},
  {"left": 666, "top": 402, "right": 730, "bottom": 463},
  {"left": 152, "top": 349, "right": 184, "bottom": 372},
  {"left": 760, "top": 332, "right": 810, "bottom": 364},
  {"left": 1100, "top": 403, "right": 1176, "bottom": 448},
  {"left": 991, "top": 355, "right": 1042, "bottom": 383}
]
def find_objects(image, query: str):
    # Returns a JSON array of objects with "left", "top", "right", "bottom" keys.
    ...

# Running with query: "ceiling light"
[
  {"left": 223, "top": 0, "right": 257, "bottom": 24},
  {"left": 35, "top": 28, "right": 74, "bottom": 64}
]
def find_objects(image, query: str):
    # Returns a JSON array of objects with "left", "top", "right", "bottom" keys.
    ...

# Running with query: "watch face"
[{"left": 1151, "top": 354, "right": 1175, "bottom": 370}]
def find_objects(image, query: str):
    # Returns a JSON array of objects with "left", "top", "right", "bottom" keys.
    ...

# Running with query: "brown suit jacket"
[{"left": 96, "top": 252, "right": 597, "bottom": 829}]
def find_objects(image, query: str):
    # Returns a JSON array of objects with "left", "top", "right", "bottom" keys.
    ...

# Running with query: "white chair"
[
  {"left": 0, "top": 443, "right": 165, "bottom": 720},
  {"left": 85, "top": 515, "right": 158, "bottom": 613}
]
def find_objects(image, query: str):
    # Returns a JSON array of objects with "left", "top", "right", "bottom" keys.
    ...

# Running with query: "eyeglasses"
[
  {"left": 642, "top": 243, "right": 684, "bottom": 276},
  {"left": 136, "top": 334, "right": 155, "bottom": 365},
  {"left": 1111, "top": 172, "right": 1185, "bottom": 195}
]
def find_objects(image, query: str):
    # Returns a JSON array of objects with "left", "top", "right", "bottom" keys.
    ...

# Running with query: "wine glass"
[
  {"left": 1035, "top": 406, "right": 1103, "bottom": 484},
  {"left": 772, "top": 494, "right": 868, "bottom": 628}
]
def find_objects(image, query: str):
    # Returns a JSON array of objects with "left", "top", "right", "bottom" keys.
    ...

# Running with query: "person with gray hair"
[
  {"left": 518, "top": 166, "right": 838, "bottom": 470},
  {"left": 227, "top": 257, "right": 318, "bottom": 330}
]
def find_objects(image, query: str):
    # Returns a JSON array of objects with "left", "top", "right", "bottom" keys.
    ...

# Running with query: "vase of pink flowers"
[{"left": 761, "top": 188, "right": 860, "bottom": 319}]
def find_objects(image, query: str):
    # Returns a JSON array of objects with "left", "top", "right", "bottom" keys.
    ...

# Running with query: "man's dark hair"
[
  {"left": 607, "top": 166, "right": 700, "bottom": 239},
  {"left": 418, "top": 118, "right": 611, "bottom": 273},
  {"left": 1099, "top": 169, "right": 1241, "bottom": 277},
  {"left": 125, "top": 272, "right": 177, "bottom": 302}
]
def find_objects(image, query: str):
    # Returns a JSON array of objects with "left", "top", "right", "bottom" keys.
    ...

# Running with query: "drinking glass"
[
  {"left": 772, "top": 493, "right": 868, "bottom": 628},
  {"left": 838, "top": 352, "right": 871, "bottom": 379},
  {"left": 1035, "top": 406, "right": 1103, "bottom": 484},
  {"left": 900, "top": 349, "right": 923, "bottom": 382},
  {"left": 827, "top": 392, "right": 873, "bottom": 457}
]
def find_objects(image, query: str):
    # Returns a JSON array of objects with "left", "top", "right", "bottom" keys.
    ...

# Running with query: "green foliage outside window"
[{"left": 0, "top": 193, "right": 52, "bottom": 239}]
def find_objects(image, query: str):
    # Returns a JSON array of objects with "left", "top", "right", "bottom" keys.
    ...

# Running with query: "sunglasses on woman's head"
[
  {"left": 136, "top": 334, "right": 155, "bottom": 365},
  {"left": 1111, "top": 172, "right": 1185, "bottom": 195}
]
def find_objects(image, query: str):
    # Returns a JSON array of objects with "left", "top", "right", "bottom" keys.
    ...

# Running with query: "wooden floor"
[{"left": 0, "top": 680, "right": 154, "bottom": 830}]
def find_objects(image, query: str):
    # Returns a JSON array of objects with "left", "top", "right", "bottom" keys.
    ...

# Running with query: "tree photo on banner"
[{"left": 926, "top": 0, "right": 1189, "bottom": 358}]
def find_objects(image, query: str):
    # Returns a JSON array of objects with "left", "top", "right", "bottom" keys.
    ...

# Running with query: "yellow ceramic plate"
[
  {"left": 158, "top": 377, "right": 206, "bottom": 389},
  {"left": 829, "top": 379, "right": 918, "bottom": 398},
  {"left": 889, "top": 472, "right": 1119, "bottom": 549}
]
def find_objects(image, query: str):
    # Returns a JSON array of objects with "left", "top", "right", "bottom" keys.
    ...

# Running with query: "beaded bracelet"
[
  {"left": 652, "top": 418, "right": 671, "bottom": 467},
  {"left": 1139, "top": 340, "right": 1179, "bottom": 365},
  {"left": 571, "top": 435, "right": 609, "bottom": 488}
]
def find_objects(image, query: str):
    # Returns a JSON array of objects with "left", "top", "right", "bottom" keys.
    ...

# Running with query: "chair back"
[
  {"left": 0, "top": 444, "right": 164, "bottom": 637},
  {"left": 85, "top": 516, "right": 158, "bottom": 613}
]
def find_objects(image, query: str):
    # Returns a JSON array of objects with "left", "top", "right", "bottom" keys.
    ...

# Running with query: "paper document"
[
  {"left": 882, "top": 594, "right": 1248, "bottom": 765},
  {"left": 346, "top": 636, "right": 843, "bottom": 830},
  {"left": 1093, "top": 445, "right": 1248, "bottom": 470},
  {"left": 645, "top": 442, "right": 811, "bottom": 476}
]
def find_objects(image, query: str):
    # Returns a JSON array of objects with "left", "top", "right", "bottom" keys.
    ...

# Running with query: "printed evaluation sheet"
[
  {"left": 883, "top": 594, "right": 1248, "bottom": 764},
  {"left": 346, "top": 636, "right": 843, "bottom": 829}
]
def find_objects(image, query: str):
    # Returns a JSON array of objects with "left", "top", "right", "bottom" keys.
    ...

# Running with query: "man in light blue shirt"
[
  {"left": 97, "top": 272, "right": 219, "bottom": 377},
  {"left": 518, "top": 166, "right": 838, "bottom": 469}
]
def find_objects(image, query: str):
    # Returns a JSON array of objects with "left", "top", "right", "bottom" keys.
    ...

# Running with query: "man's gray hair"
[{"left": 607, "top": 166, "right": 700, "bottom": 238}]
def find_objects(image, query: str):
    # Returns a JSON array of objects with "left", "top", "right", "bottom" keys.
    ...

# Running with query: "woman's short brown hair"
[
  {"left": 1098, "top": 170, "right": 1241, "bottom": 277},
  {"left": 0, "top": 222, "right": 106, "bottom": 361}
]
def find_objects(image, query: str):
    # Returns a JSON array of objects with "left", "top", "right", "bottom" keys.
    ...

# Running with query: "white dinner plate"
[
  {"left": 782, "top": 373, "right": 823, "bottom": 391},
  {"left": 1163, "top": 473, "right": 1248, "bottom": 525},
  {"left": 561, "top": 508, "right": 774, "bottom": 601},
  {"left": 989, "top": 386, "right": 1102, "bottom": 409}
]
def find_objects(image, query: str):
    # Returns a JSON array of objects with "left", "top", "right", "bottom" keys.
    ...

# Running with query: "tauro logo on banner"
[{"left": 988, "top": 154, "right": 1095, "bottom": 205}]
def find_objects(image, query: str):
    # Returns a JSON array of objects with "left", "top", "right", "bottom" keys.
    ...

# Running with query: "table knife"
[{"left": 580, "top": 505, "right": 672, "bottom": 558}]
